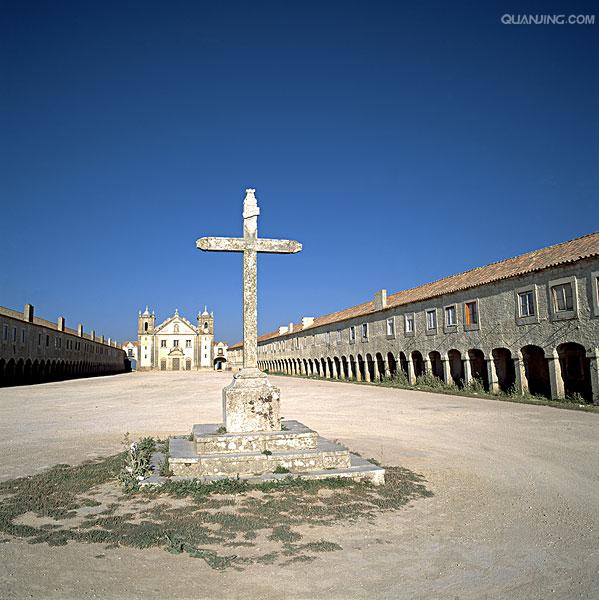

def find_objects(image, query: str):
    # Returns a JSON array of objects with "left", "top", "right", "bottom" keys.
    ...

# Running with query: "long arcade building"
[
  {"left": 228, "top": 233, "right": 599, "bottom": 403},
  {"left": 0, "top": 304, "right": 128, "bottom": 386}
]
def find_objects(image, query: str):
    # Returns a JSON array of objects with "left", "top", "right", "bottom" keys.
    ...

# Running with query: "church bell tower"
[{"left": 138, "top": 306, "right": 155, "bottom": 335}]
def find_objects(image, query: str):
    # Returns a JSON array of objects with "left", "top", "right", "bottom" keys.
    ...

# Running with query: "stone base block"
[
  {"left": 222, "top": 371, "right": 280, "bottom": 432},
  {"left": 145, "top": 453, "right": 385, "bottom": 486},
  {"left": 193, "top": 420, "right": 318, "bottom": 454},
  {"left": 169, "top": 436, "right": 351, "bottom": 478}
]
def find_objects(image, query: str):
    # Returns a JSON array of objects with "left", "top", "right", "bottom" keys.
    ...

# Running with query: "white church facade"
[{"left": 136, "top": 307, "right": 228, "bottom": 371}]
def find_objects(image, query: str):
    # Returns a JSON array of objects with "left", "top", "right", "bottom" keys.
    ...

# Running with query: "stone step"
[
  {"left": 143, "top": 453, "right": 385, "bottom": 486},
  {"left": 169, "top": 435, "right": 352, "bottom": 478},
  {"left": 192, "top": 419, "right": 318, "bottom": 454}
]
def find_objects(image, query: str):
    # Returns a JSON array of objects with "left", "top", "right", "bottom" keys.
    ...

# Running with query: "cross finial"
[{"left": 243, "top": 188, "right": 260, "bottom": 220}]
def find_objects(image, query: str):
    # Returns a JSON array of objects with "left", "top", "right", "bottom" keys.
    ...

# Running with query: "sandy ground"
[{"left": 0, "top": 371, "right": 598, "bottom": 600}]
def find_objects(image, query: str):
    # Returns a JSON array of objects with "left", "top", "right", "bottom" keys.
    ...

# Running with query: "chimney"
[
  {"left": 23, "top": 304, "right": 34, "bottom": 323},
  {"left": 288, "top": 322, "right": 294, "bottom": 333},
  {"left": 77, "top": 324, "right": 83, "bottom": 337},
  {"left": 374, "top": 289, "right": 388, "bottom": 311},
  {"left": 278, "top": 326, "right": 289, "bottom": 335},
  {"left": 301, "top": 317, "right": 314, "bottom": 328},
  {"left": 91, "top": 330, "right": 96, "bottom": 341},
  {"left": 57, "top": 316, "right": 65, "bottom": 332}
]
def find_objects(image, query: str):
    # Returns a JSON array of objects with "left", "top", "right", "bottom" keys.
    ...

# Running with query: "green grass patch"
[{"left": 0, "top": 449, "right": 431, "bottom": 571}]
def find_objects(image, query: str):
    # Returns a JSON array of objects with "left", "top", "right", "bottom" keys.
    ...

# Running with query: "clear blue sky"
[{"left": 1, "top": 0, "right": 597, "bottom": 344}]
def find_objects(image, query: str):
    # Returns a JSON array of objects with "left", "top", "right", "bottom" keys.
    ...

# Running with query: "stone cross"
[{"left": 197, "top": 189, "right": 302, "bottom": 374}]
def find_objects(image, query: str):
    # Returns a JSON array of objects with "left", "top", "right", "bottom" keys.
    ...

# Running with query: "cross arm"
[
  {"left": 197, "top": 237, "right": 246, "bottom": 252},
  {"left": 197, "top": 237, "right": 302, "bottom": 254}
]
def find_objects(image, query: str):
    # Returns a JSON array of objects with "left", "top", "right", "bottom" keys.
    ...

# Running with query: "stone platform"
[{"left": 163, "top": 419, "right": 385, "bottom": 485}]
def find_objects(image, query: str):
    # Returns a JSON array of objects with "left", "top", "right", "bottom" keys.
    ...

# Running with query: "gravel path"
[{"left": 1, "top": 371, "right": 598, "bottom": 599}]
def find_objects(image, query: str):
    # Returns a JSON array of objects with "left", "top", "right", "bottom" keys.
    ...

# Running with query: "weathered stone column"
[
  {"left": 383, "top": 357, "right": 391, "bottom": 379},
  {"left": 423, "top": 356, "right": 431, "bottom": 376},
  {"left": 588, "top": 348, "right": 599, "bottom": 405},
  {"left": 406, "top": 359, "right": 415, "bottom": 385},
  {"left": 442, "top": 358, "right": 452, "bottom": 386},
  {"left": 463, "top": 357, "right": 472, "bottom": 386},
  {"left": 547, "top": 348, "right": 565, "bottom": 400},
  {"left": 513, "top": 350, "right": 527, "bottom": 394},
  {"left": 331, "top": 360, "right": 338, "bottom": 379},
  {"left": 372, "top": 358, "right": 380, "bottom": 382},
  {"left": 363, "top": 359, "right": 371, "bottom": 382},
  {"left": 487, "top": 358, "right": 499, "bottom": 393},
  {"left": 355, "top": 361, "right": 362, "bottom": 382}
]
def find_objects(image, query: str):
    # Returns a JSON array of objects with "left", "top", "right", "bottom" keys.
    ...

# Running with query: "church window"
[
  {"left": 144, "top": 322, "right": 148, "bottom": 332},
  {"left": 386, "top": 318, "right": 395, "bottom": 337},
  {"left": 551, "top": 283, "right": 573, "bottom": 312},
  {"left": 161, "top": 340, "right": 166, "bottom": 347},
  {"left": 404, "top": 313, "right": 414, "bottom": 334},
  {"left": 445, "top": 305, "right": 457, "bottom": 326},
  {"left": 186, "top": 339, "right": 192, "bottom": 348},
  {"left": 173, "top": 340, "right": 179, "bottom": 347},
  {"left": 465, "top": 301, "right": 478, "bottom": 325}
]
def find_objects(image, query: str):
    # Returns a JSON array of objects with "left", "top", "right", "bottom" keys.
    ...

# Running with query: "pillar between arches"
[
  {"left": 441, "top": 358, "right": 451, "bottom": 385},
  {"left": 406, "top": 359, "right": 415, "bottom": 385},
  {"left": 487, "top": 358, "right": 499, "bottom": 393},
  {"left": 587, "top": 348, "right": 599, "bottom": 404},
  {"left": 513, "top": 351, "right": 527, "bottom": 394},
  {"left": 547, "top": 349, "right": 565, "bottom": 400},
  {"left": 463, "top": 356, "right": 472, "bottom": 386}
]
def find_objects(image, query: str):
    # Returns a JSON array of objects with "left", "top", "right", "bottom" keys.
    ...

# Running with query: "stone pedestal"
[{"left": 223, "top": 368, "right": 281, "bottom": 433}]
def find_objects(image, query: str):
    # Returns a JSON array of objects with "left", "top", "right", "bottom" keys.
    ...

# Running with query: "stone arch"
[
  {"left": 411, "top": 351, "right": 425, "bottom": 378},
  {"left": 429, "top": 351, "right": 443, "bottom": 381},
  {"left": 357, "top": 354, "right": 366, "bottom": 381},
  {"left": 349, "top": 355, "right": 358, "bottom": 380},
  {"left": 15, "top": 359, "right": 25, "bottom": 385},
  {"left": 521, "top": 345, "right": 551, "bottom": 398},
  {"left": 334, "top": 356, "right": 342, "bottom": 379},
  {"left": 398, "top": 352, "right": 409, "bottom": 378},
  {"left": 448, "top": 349, "right": 464, "bottom": 387},
  {"left": 492, "top": 348, "right": 515, "bottom": 392},
  {"left": 341, "top": 356, "right": 349, "bottom": 379},
  {"left": 375, "top": 353, "right": 385, "bottom": 380},
  {"left": 468, "top": 349, "right": 489, "bottom": 390},
  {"left": 387, "top": 352, "right": 397, "bottom": 378},
  {"left": 327, "top": 357, "right": 335, "bottom": 378},
  {"left": 5, "top": 358, "right": 16, "bottom": 386},
  {"left": 557, "top": 342, "right": 592, "bottom": 401},
  {"left": 320, "top": 357, "right": 327, "bottom": 377}
]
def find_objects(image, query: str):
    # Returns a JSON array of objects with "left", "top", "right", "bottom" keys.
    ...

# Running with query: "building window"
[
  {"left": 128, "top": 349, "right": 133, "bottom": 357},
  {"left": 336, "top": 329, "right": 342, "bottom": 343},
  {"left": 465, "top": 301, "right": 478, "bottom": 325},
  {"left": 349, "top": 326, "right": 356, "bottom": 343},
  {"left": 38, "top": 333, "right": 41, "bottom": 345},
  {"left": 518, "top": 291, "right": 535, "bottom": 317},
  {"left": 173, "top": 340, "right": 179, "bottom": 347},
  {"left": 3, "top": 324, "right": 7, "bottom": 341},
  {"left": 551, "top": 283, "right": 573, "bottom": 312},
  {"left": 445, "top": 305, "right": 456, "bottom": 327},
  {"left": 326, "top": 331, "right": 331, "bottom": 346},
  {"left": 144, "top": 322, "right": 148, "bottom": 332},
  {"left": 426, "top": 309, "right": 437, "bottom": 331},
  {"left": 186, "top": 339, "right": 191, "bottom": 348},
  {"left": 361, "top": 323, "right": 368, "bottom": 341},
  {"left": 160, "top": 340, "right": 166, "bottom": 347},
  {"left": 174, "top": 324, "right": 179, "bottom": 333},
  {"left": 13, "top": 327, "right": 17, "bottom": 342},
  {"left": 404, "top": 313, "right": 414, "bottom": 334},
  {"left": 21, "top": 329, "right": 25, "bottom": 343},
  {"left": 386, "top": 317, "right": 395, "bottom": 337}
]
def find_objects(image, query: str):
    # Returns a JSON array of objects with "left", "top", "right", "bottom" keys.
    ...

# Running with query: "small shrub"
[
  {"left": 216, "top": 426, "right": 227, "bottom": 434},
  {"left": 273, "top": 465, "right": 290, "bottom": 474},
  {"left": 262, "top": 449, "right": 273, "bottom": 456}
]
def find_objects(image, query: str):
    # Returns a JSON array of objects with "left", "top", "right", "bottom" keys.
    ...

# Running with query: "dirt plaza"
[{"left": 1, "top": 371, "right": 598, "bottom": 599}]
